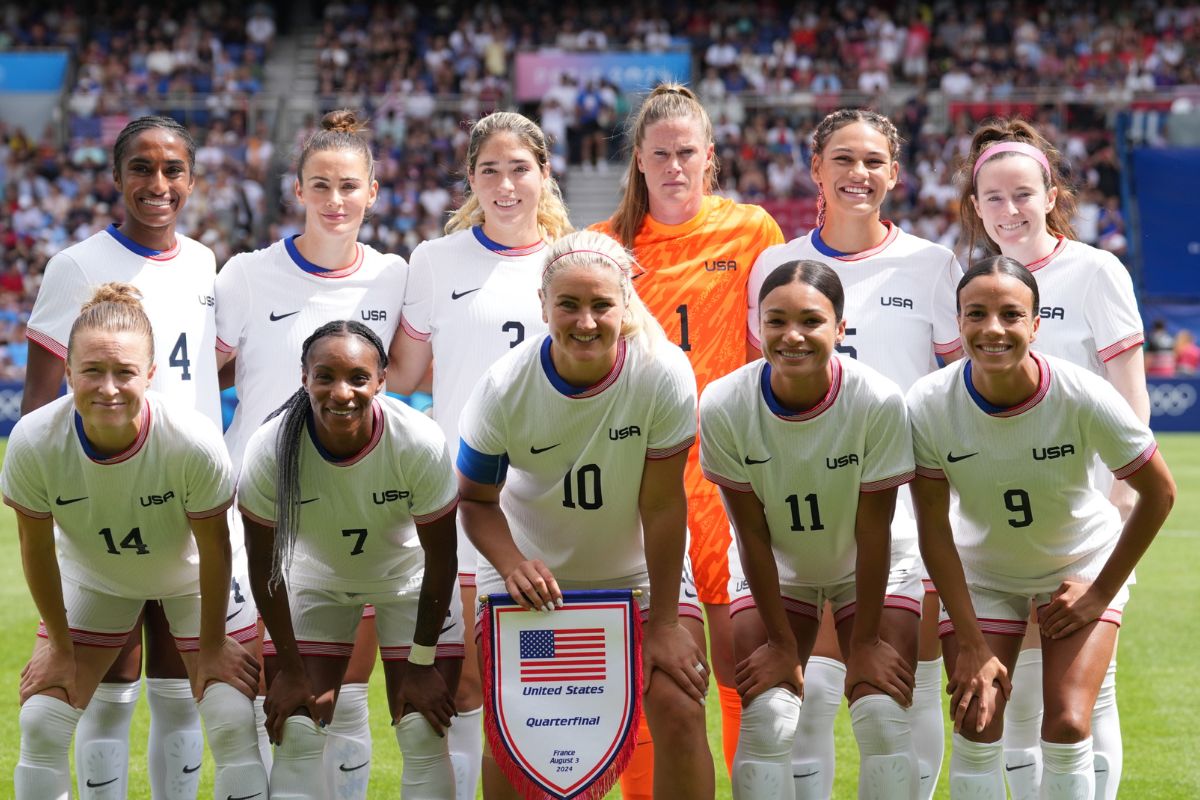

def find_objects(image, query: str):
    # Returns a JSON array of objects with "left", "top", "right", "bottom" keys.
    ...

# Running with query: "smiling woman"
[
  {"left": 213, "top": 108, "right": 408, "bottom": 799},
  {"left": 20, "top": 115, "right": 228, "bottom": 800}
]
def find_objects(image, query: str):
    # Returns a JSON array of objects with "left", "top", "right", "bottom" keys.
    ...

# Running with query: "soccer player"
[
  {"left": 702, "top": 261, "right": 920, "bottom": 799},
  {"left": 457, "top": 230, "right": 714, "bottom": 799},
  {"left": 239, "top": 320, "right": 462, "bottom": 799},
  {"left": 592, "top": 83, "right": 785, "bottom": 786},
  {"left": 21, "top": 115, "right": 229, "bottom": 800},
  {"left": 215, "top": 108, "right": 405, "bottom": 797},
  {"left": 748, "top": 108, "right": 962, "bottom": 800},
  {"left": 908, "top": 256, "right": 1174, "bottom": 800},
  {"left": 389, "top": 110, "right": 572, "bottom": 800},
  {"left": 957, "top": 119, "right": 1150, "bottom": 800},
  {"left": 3, "top": 284, "right": 267, "bottom": 800}
]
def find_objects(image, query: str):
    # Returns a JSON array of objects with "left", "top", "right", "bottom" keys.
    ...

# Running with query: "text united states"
[{"left": 519, "top": 628, "right": 606, "bottom": 683}]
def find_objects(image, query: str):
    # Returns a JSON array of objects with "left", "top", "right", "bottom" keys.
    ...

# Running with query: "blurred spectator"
[
  {"left": 1175, "top": 330, "right": 1200, "bottom": 375},
  {"left": 1146, "top": 320, "right": 1178, "bottom": 377}
]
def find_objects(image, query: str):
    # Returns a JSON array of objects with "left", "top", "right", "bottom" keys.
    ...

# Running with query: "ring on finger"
[{"left": 693, "top": 661, "right": 706, "bottom": 674}]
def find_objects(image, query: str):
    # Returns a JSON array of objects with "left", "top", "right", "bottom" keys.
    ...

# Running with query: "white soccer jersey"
[
  {"left": 747, "top": 223, "right": 962, "bottom": 571},
  {"left": 400, "top": 227, "right": 550, "bottom": 461},
  {"left": 457, "top": 334, "right": 697, "bottom": 592},
  {"left": 215, "top": 236, "right": 406, "bottom": 469},
  {"left": 700, "top": 356, "right": 914, "bottom": 587},
  {"left": 1026, "top": 238, "right": 1144, "bottom": 375},
  {"left": 238, "top": 395, "right": 458, "bottom": 593},
  {"left": 747, "top": 223, "right": 963, "bottom": 391},
  {"left": 907, "top": 353, "right": 1157, "bottom": 594},
  {"left": 0, "top": 392, "right": 234, "bottom": 598},
  {"left": 27, "top": 225, "right": 222, "bottom": 428}
]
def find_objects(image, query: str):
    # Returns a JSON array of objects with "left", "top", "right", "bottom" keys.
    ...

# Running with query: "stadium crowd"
[{"left": 2, "top": 0, "right": 1199, "bottom": 373}]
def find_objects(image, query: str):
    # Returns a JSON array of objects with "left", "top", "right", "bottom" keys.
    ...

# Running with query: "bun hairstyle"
[
  {"left": 541, "top": 230, "right": 667, "bottom": 349},
  {"left": 810, "top": 108, "right": 902, "bottom": 227},
  {"left": 266, "top": 320, "right": 389, "bottom": 589},
  {"left": 297, "top": 108, "right": 375, "bottom": 183},
  {"left": 957, "top": 117, "right": 1078, "bottom": 258},
  {"left": 609, "top": 83, "right": 718, "bottom": 247},
  {"left": 67, "top": 282, "right": 155, "bottom": 363},
  {"left": 445, "top": 111, "right": 572, "bottom": 242}
]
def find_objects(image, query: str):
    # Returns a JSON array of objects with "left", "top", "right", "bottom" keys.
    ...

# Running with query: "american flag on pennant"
[{"left": 519, "top": 628, "right": 606, "bottom": 683}]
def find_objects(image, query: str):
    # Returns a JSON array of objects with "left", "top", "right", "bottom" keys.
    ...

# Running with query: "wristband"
[{"left": 408, "top": 643, "right": 436, "bottom": 666}]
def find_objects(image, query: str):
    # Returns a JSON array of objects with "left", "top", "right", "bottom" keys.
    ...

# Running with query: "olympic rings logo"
[{"left": 1148, "top": 383, "right": 1198, "bottom": 417}]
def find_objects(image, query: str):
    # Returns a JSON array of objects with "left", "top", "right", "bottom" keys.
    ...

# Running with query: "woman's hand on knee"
[
  {"left": 643, "top": 620, "right": 708, "bottom": 705},
  {"left": 196, "top": 635, "right": 261, "bottom": 701},
  {"left": 396, "top": 663, "right": 457, "bottom": 736},
  {"left": 947, "top": 641, "right": 1010, "bottom": 735},
  {"left": 20, "top": 640, "right": 78, "bottom": 706},
  {"left": 1039, "top": 580, "right": 1108, "bottom": 640},
  {"left": 264, "top": 665, "right": 327, "bottom": 744},
  {"left": 845, "top": 637, "right": 915, "bottom": 707},
  {"left": 734, "top": 640, "right": 803, "bottom": 705}
]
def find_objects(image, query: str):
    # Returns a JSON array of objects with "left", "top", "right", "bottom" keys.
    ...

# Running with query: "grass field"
[{"left": 0, "top": 435, "right": 1195, "bottom": 798}]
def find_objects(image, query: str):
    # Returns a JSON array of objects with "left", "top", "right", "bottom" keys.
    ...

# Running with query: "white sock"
[
  {"left": 732, "top": 687, "right": 801, "bottom": 799},
  {"left": 147, "top": 677, "right": 204, "bottom": 800},
  {"left": 447, "top": 706, "right": 483, "bottom": 800},
  {"left": 254, "top": 696, "right": 273, "bottom": 773},
  {"left": 1004, "top": 649, "right": 1044, "bottom": 800},
  {"left": 949, "top": 733, "right": 1005, "bottom": 799},
  {"left": 15, "top": 695, "right": 83, "bottom": 800},
  {"left": 270, "top": 715, "right": 327, "bottom": 799},
  {"left": 75, "top": 680, "right": 138, "bottom": 799},
  {"left": 395, "top": 711, "right": 455, "bottom": 799},
  {"left": 324, "top": 682, "right": 372, "bottom": 800},
  {"left": 912, "top": 659, "right": 944, "bottom": 800},
  {"left": 1091, "top": 660, "right": 1120, "bottom": 800},
  {"left": 792, "top": 656, "right": 844, "bottom": 799},
  {"left": 197, "top": 682, "right": 269, "bottom": 799},
  {"left": 1040, "top": 738, "right": 1094, "bottom": 800},
  {"left": 850, "top": 694, "right": 919, "bottom": 800}
]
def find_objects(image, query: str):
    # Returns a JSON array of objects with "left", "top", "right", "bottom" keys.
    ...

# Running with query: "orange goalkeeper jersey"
[{"left": 593, "top": 195, "right": 784, "bottom": 603}]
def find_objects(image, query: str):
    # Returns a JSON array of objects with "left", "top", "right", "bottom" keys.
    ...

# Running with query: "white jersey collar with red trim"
[
  {"left": 963, "top": 352, "right": 1051, "bottom": 418},
  {"left": 539, "top": 335, "right": 627, "bottom": 399},
  {"left": 105, "top": 224, "right": 180, "bottom": 261},
  {"left": 74, "top": 403, "right": 152, "bottom": 464},
  {"left": 810, "top": 221, "right": 899, "bottom": 261},
  {"left": 284, "top": 235, "right": 364, "bottom": 279},
  {"left": 759, "top": 356, "right": 843, "bottom": 422}
]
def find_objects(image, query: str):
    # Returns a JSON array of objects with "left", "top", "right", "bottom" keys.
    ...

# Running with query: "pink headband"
[
  {"left": 972, "top": 141, "right": 1051, "bottom": 182},
  {"left": 543, "top": 248, "right": 632, "bottom": 277}
]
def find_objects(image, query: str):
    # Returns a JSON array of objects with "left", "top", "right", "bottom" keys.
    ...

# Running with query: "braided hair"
[
  {"left": 113, "top": 115, "right": 197, "bottom": 175},
  {"left": 266, "top": 320, "right": 389, "bottom": 588}
]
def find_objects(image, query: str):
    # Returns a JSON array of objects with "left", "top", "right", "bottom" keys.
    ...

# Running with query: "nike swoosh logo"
[
  {"left": 339, "top": 761, "right": 369, "bottom": 772},
  {"left": 183, "top": 763, "right": 201, "bottom": 774},
  {"left": 743, "top": 456, "right": 771, "bottom": 465},
  {"left": 1005, "top": 763, "right": 1034, "bottom": 772},
  {"left": 946, "top": 451, "right": 979, "bottom": 463},
  {"left": 55, "top": 495, "right": 88, "bottom": 505},
  {"left": 300, "top": 498, "right": 319, "bottom": 504},
  {"left": 87, "top": 777, "right": 119, "bottom": 787},
  {"left": 794, "top": 770, "right": 818, "bottom": 779},
  {"left": 530, "top": 444, "right": 560, "bottom": 454},
  {"left": 227, "top": 793, "right": 264, "bottom": 800},
  {"left": 269, "top": 311, "right": 300, "bottom": 321},
  {"left": 226, "top": 607, "right": 242, "bottom": 621},
  {"left": 683, "top": 589, "right": 697, "bottom": 598},
  {"left": 440, "top": 622, "right": 456, "bottom": 634},
  {"left": 451, "top": 288, "right": 480, "bottom": 300}
]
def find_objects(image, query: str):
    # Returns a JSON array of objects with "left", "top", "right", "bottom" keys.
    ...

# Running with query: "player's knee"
[
  {"left": 850, "top": 694, "right": 912, "bottom": 756},
  {"left": 739, "top": 687, "right": 801, "bottom": 756},
  {"left": 1042, "top": 707, "right": 1091, "bottom": 744},
  {"left": 394, "top": 712, "right": 447, "bottom": 759},
  {"left": 19, "top": 695, "right": 82, "bottom": 763},
  {"left": 198, "top": 682, "right": 259, "bottom": 762},
  {"left": 644, "top": 677, "right": 706, "bottom": 746}
]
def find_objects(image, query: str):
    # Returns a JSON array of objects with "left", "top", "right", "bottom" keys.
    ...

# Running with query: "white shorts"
[
  {"left": 37, "top": 576, "right": 258, "bottom": 651},
  {"left": 937, "top": 582, "right": 1130, "bottom": 639},
  {"left": 729, "top": 566, "right": 923, "bottom": 625},
  {"left": 263, "top": 572, "right": 466, "bottom": 662}
]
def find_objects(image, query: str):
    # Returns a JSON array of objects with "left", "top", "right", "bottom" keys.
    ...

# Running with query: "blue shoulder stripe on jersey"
[
  {"left": 106, "top": 223, "right": 166, "bottom": 257},
  {"left": 285, "top": 234, "right": 335, "bottom": 274},
  {"left": 809, "top": 226, "right": 850, "bottom": 258},
  {"left": 963, "top": 361, "right": 1009, "bottom": 415},
  {"left": 457, "top": 438, "right": 509, "bottom": 485}
]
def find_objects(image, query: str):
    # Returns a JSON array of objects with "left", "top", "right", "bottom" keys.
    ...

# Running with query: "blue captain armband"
[{"left": 457, "top": 438, "right": 510, "bottom": 485}]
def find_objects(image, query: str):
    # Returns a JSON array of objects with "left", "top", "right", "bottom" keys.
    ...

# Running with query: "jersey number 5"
[{"left": 835, "top": 327, "right": 857, "bottom": 360}]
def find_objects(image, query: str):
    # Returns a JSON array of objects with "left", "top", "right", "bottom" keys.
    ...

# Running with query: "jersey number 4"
[
  {"left": 98, "top": 526, "right": 150, "bottom": 555},
  {"left": 170, "top": 332, "right": 191, "bottom": 380}
]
